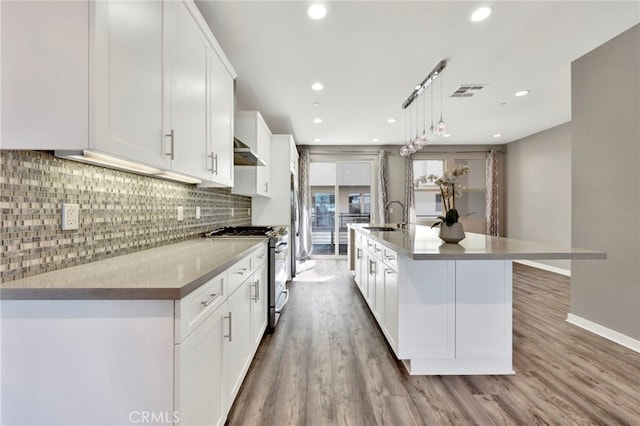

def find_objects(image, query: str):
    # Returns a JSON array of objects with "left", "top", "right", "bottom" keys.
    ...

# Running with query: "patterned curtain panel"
[
  {"left": 377, "top": 150, "right": 389, "bottom": 224},
  {"left": 486, "top": 148, "right": 499, "bottom": 236},
  {"left": 405, "top": 154, "right": 416, "bottom": 224},
  {"left": 297, "top": 148, "right": 313, "bottom": 260}
]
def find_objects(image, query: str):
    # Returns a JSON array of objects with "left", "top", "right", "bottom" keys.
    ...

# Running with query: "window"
[{"left": 413, "top": 156, "right": 487, "bottom": 224}]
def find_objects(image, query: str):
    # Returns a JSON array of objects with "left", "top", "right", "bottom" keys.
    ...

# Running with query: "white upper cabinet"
[
  {"left": 1, "top": 1, "right": 89, "bottom": 149},
  {"left": 233, "top": 111, "right": 272, "bottom": 198},
  {"left": 164, "top": 0, "right": 209, "bottom": 177},
  {"left": 93, "top": 0, "right": 168, "bottom": 169},
  {"left": 205, "top": 48, "right": 235, "bottom": 187},
  {"left": 1, "top": 0, "right": 236, "bottom": 187}
]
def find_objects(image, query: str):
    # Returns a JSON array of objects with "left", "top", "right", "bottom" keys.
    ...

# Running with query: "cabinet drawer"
[
  {"left": 252, "top": 244, "right": 268, "bottom": 269},
  {"left": 175, "top": 271, "right": 227, "bottom": 343},
  {"left": 228, "top": 254, "right": 253, "bottom": 294},
  {"left": 382, "top": 247, "right": 398, "bottom": 270}
]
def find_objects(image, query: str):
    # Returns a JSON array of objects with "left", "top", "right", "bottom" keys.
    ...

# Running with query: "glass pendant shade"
[
  {"left": 436, "top": 118, "right": 447, "bottom": 135},
  {"left": 400, "top": 145, "right": 409, "bottom": 156}
]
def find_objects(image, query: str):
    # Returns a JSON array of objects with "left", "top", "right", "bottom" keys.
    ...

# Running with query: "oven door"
[{"left": 273, "top": 240, "right": 289, "bottom": 317}]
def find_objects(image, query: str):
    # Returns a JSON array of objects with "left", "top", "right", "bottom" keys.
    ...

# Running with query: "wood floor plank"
[{"left": 225, "top": 260, "right": 640, "bottom": 426}]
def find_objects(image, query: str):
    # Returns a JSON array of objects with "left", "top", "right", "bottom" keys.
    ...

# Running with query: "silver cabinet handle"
[
  {"left": 165, "top": 129, "right": 175, "bottom": 160},
  {"left": 384, "top": 269, "right": 395, "bottom": 275},
  {"left": 356, "top": 248, "right": 361, "bottom": 259},
  {"left": 234, "top": 268, "right": 248, "bottom": 275},
  {"left": 252, "top": 279, "right": 260, "bottom": 302},
  {"left": 384, "top": 255, "right": 395, "bottom": 261},
  {"left": 201, "top": 292, "right": 221, "bottom": 307},
  {"left": 208, "top": 152, "right": 218, "bottom": 174},
  {"left": 369, "top": 259, "right": 376, "bottom": 274},
  {"left": 224, "top": 312, "right": 233, "bottom": 342},
  {"left": 374, "top": 247, "right": 382, "bottom": 253}
]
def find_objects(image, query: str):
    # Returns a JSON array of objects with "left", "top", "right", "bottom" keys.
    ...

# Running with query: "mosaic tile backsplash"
[{"left": 1, "top": 150, "right": 251, "bottom": 283}]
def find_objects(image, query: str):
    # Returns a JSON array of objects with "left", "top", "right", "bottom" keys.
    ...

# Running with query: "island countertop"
[
  {"left": 351, "top": 224, "right": 606, "bottom": 261},
  {"left": 0, "top": 237, "right": 267, "bottom": 300}
]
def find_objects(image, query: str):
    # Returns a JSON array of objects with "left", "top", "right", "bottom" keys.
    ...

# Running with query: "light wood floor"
[{"left": 226, "top": 260, "right": 640, "bottom": 425}]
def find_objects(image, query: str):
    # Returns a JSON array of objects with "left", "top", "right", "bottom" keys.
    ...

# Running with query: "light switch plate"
[
  {"left": 195, "top": 206, "right": 201, "bottom": 220},
  {"left": 61, "top": 203, "right": 79, "bottom": 230},
  {"left": 177, "top": 206, "right": 184, "bottom": 221}
]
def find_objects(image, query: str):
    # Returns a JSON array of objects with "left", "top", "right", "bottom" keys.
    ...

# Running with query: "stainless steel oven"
[{"left": 205, "top": 225, "right": 289, "bottom": 331}]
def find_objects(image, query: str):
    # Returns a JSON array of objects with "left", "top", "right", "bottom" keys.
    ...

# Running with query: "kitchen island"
[{"left": 350, "top": 224, "right": 605, "bottom": 375}]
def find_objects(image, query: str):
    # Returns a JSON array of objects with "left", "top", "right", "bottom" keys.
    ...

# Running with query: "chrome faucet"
[{"left": 385, "top": 200, "right": 406, "bottom": 229}]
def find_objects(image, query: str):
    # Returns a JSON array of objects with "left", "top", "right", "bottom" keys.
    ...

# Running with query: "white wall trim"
[
  {"left": 514, "top": 260, "right": 571, "bottom": 277},
  {"left": 566, "top": 313, "right": 640, "bottom": 353}
]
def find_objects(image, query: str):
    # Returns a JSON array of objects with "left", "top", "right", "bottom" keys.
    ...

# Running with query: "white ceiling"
[{"left": 195, "top": 1, "right": 640, "bottom": 147}]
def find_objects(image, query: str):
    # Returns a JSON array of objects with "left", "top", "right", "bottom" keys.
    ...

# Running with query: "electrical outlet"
[
  {"left": 177, "top": 206, "right": 184, "bottom": 221},
  {"left": 389, "top": 207, "right": 394, "bottom": 214},
  {"left": 195, "top": 206, "right": 201, "bottom": 220},
  {"left": 61, "top": 203, "right": 79, "bottom": 230},
  {"left": 231, "top": 208, "right": 235, "bottom": 217},
  {"left": 247, "top": 208, "right": 251, "bottom": 216}
]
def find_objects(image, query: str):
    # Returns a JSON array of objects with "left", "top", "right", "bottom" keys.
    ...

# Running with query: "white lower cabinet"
[
  {"left": 226, "top": 277, "right": 253, "bottom": 402},
  {"left": 0, "top": 242, "right": 268, "bottom": 425},
  {"left": 175, "top": 302, "right": 227, "bottom": 426}
]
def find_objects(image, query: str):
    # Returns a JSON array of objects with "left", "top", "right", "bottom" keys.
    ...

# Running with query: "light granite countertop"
[
  {"left": 0, "top": 237, "right": 267, "bottom": 300},
  {"left": 351, "top": 224, "right": 606, "bottom": 261}
]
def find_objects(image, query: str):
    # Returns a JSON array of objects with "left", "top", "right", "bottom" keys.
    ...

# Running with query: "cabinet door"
[
  {"left": 383, "top": 267, "right": 399, "bottom": 351},
  {"left": 374, "top": 257, "right": 385, "bottom": 323},
  {"left": 366, "top": 253, "right": 376, "bottom": 309},
  {"left": 207, "top": 50, "right": 234, "bottom": 186},
  {"left": 354, "top": 244, "right": 363, "bottom": 289},
  {"left": 175, "top": 303, "right": 226, "bottom": 426},
  {"left": 255, "top": 119, "right": 271, "bottom": 196},
  {"left": 93, "top": 0, "right": 167, "bottom": 169},
  {"left": 251, "top": 263, "right": 268, "bottom": 350},
  {"left": 226, "top": 281, "right": 252, "bottom": 402},
  {"left": 1, "top": 1, "right": 88, "bottom": 149},
  {"left": 164, "top": 1, "right": 208, "bottom": 179}
]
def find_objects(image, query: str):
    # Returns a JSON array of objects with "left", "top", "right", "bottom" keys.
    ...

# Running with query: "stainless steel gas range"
[{"left": 205, "top": 226, "right": 289, "bottom": 331}]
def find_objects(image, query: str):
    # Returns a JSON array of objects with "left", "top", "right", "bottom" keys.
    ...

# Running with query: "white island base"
[
  {"left": 353, "top": 230, "right": 517, "bottom": 375},
  {"left": 395, "top": 258, "right": 513, "bottom": 375}
]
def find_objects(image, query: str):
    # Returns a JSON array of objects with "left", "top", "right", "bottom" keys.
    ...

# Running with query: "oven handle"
[
  {"left": 275, "top": 289, "right": 290, "bottom": 314},
  {"left": 274, "top": 242, "right": 288, "bottom": 254}
]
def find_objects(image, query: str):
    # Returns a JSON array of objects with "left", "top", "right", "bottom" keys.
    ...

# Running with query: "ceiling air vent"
[{"left": 450, "top": 84, "right": 487, "bottom": 98}]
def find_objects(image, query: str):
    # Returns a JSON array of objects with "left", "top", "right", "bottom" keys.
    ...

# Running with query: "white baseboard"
[
  {"left": 566, "top": 313, "right": 640, "bottom": 353},
  {"left": 514, "top": 260, "right": 571, "bottom": 277}
]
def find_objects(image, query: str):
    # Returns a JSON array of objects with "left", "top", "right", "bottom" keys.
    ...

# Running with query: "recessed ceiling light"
[
  {"left": 471, "top": 6, "right": 493, "bottom": 22},
  {"left": 493, "top": 133, "right": 502, "bottom": 138},
  {"left": 372, "top": 138, "right": 379, "bottom": 143},
  {"left": 308, "top": 4, "right": 327, "bottom": 20},
  {"left": 314, "top": 138, "right": 321, "bottom": 142},
  {"left": 515, "top": 90, "right": 530, "bottom": 97},
  {"left": 311, "top": 82, "right": 324, "bottom": 91},
  {"left": 387, "top": 118, "right": 396, "bottom": 123},
  {"left": 471, "top": 6, "right": 492, "bottom": 22},
  {"left": 313, "top": 101, "right": 320, "bottom": 106},
  {"left": 443, "top": 133, "right": 451, "bottom": 138},
  {"left": 313, "top": 118, "right": 322, "bottom": 124}
]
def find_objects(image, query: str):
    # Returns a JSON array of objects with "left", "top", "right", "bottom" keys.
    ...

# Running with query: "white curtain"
[
  {"left": 486, "top": 148, "right": 499, "bottom": 236},
  {"left": 405, "top": 153, "right": 416, "bottom": 224},
  {"left": 297, "top": 148, "right": 313, "bottom": 260},
  {"left": 377, "top": 150, "right": 389, "bottom": 224}
]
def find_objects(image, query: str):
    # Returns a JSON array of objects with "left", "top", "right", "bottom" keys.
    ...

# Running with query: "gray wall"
[
  {"left": 571, "top": 24, "right": 640, "bottom": 340},
  {"left": 1, "top": 150, "right": 251, "bottom": 283},
  {"left": 505, "top": 123, "right": 572, "bottom": 271}
]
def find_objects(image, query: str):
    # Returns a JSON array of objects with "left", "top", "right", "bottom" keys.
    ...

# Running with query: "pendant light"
[
  {"left": 399, "top": 107, "right": 410, "bottom": 156},
  {"left": 436, "top": 71, "right": 447, "bottom": 136},
  {"left": 413, "top": 100, "right": 424, "bottom": 149},
  {"left": 427, "top": 79, "right": 438, "bottom": 142},
  {"left": 419, "top": 87, "right": 428, "bottom": 145}
]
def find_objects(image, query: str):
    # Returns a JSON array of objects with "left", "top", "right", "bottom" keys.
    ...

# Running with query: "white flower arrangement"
[{"left": 416, "top": 164, "right": 472, "bottom": 227}]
